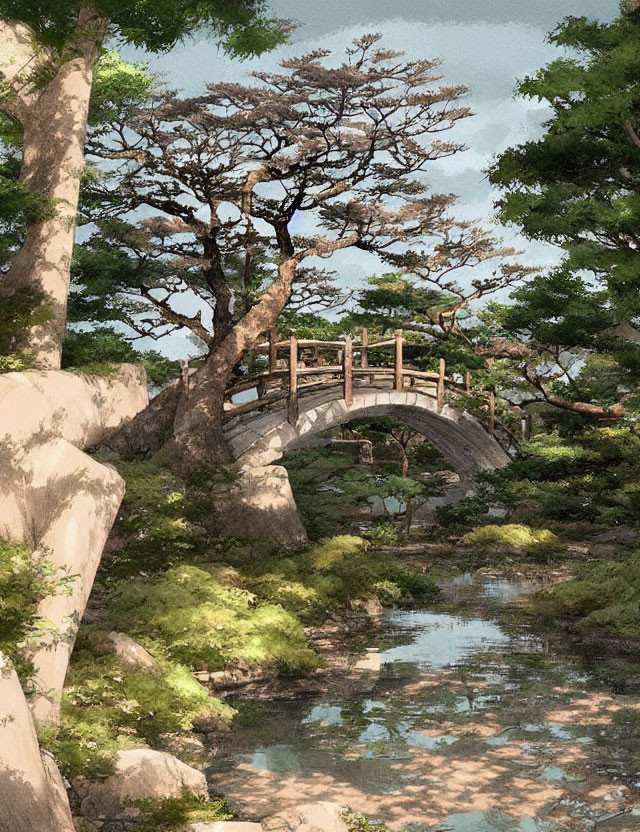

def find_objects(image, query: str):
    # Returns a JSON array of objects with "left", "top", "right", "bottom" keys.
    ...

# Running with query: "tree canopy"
[
  {"left": 483, "top": 9, "right": 640, "bottom": 421},
  {"left": 0, "top": 0, "right": 287, "bottom": 54}
]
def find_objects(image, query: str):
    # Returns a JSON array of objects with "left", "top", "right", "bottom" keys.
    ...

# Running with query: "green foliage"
[
  {"left": 42, "top": 637, "right": 233, "bottom": 780},
  {"left": 462, "top": 524, "right": 565, "bottom": 560},
  {"left": 482, "top": 428, "right": 640, "bottom": 528},
  {"left": 0, "top": 1, "right": 287, "bottom": 55},
  {"left": 434, "top": 489, "right": 492, "bottom": 536},
  {"left": 96, "top": 458, "right": 205, "bottom": 581},
  {"left": 282, "top": 447, "right": 433, "bottom": 540},
  {"left": 488, "top": 10, "right": 640, "bottom": 407},
  {"left": 107, "top": 564, "right": 319, "bottom": 673},
  {"left": 346, "top": 811, "right": 391, "bottom": 832},
  {"left": 229, "top": 535, "right": 438, "bottom": 620},
  {"left": 365, "top": 523, "right": 405, "bottom": 547},
  {"left": 89, "top": 50, "right": 157, "bottom": 128},
  {"left": 534, "top": 556, "right": 640, "bottom": 636},
  {"left": 62, "top": 327, "right": 179, "bottom": 386},
  {"left": 133, "top": 793, "right": 231, "bottom": 832},
  {"left": 0, "top": 541, "right": 73, "bottom": 678},
  {"left": 0, "top": 286, "right": 53, "bottom": 368}
]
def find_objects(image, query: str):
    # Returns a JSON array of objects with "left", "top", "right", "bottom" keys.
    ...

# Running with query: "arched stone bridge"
[
  {"left": 224, "top": 382, "right": 508, "bottom": 481},
  {"left": 222, "top": 330, "right": 510, "bottom": 482}
]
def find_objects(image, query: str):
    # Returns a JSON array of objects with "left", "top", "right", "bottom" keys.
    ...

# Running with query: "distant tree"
[
  {"left": 84, "top": 34, "right": 513, "bottom": 471},
  {"left": 0, "top": 1, "right": 287, "bottom": 368},
  {"left": 487, "top": 7, "right": 640, "bottom": 420}
]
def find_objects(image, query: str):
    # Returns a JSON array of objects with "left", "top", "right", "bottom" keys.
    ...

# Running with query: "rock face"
[
  {"left": 0, "top": 367, "right": 148, "bottom": 722},
  {"left": 76, "top": 749, "right": 208, "bottom": 821},
  {"left": 0, "top": 368, "right": 148, "bottom": 830},
  {"left": 592, "top": 527, "right": 639, "bottom": 545},
  {"left": 0, "top": 365, "right": 148, "bottom": 450},
  {"left": 0, "top": 661, "right": 75, "bottom": 832},
  {"left": 262, "top": 802, "right": 348, "bottom": 832},
  {"left": 102, "top": 632, "right": 161, "bottom": 673},
  {"left": 214, "top": 465, "right": 307, "bottom": 547}
]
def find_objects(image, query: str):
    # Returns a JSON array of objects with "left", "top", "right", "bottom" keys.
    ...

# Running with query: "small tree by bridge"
[{"left": 78, "top": 34, "right": 530, "bottom": 471}]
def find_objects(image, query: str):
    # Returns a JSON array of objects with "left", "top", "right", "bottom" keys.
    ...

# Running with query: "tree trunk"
[
  {"left": 397, "top": 442, "right": 409, "bottom": 477},
  {"left": 172, "top": 258, "right": 300, "bottom": 472},
  {"left": 0, "top": 8, "right": 104, "bottom": 368}
]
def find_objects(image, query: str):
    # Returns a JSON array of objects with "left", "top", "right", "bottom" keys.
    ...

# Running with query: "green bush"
[
  {"left": 133, "top": 794, "right": 231, "bottom": 832},
  {"left": 62, "top": 327, "right": 180, "bottom": 386},
  {"left": 462, "top": 524, "right": 565, "bottom": 560},
  {"left": 42, "top": 636, "right": 234, "bottom": 781},
  {"left": 0, "top": 540, "right": 73, "bottom": 678},
  {"left": 481, "top": 428, "right": 640, "bottom": 529},
  {"left": 365, "top": 523, "right": 404, "bottom": 547},
  {"left": 97, "top": 459, "right": 204, "bottom": 582},
  {"left": 107, "top": 564, "right": 319, "bottom": 674},
  {"left": 236, "top": 535, "right": 438, "bottom": 619},
  {"left": 534, "top": 557, "right": 640, "bottom": 635}
]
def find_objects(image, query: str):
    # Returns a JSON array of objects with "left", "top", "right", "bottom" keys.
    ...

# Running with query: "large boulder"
[
  {"left": 76, "top": 749, "right": 208, "bottom": 821},
  {"left": 0, "top": 438, "right": 126, "bottom": 722},
  {"left": 262, "top": 802, "right": 348, "bottom": 832},
  {"left": 0, "top": 367, "right": 149, "bottom": 722},
  {"left": 0, "top": 366, "right": 148, "bottom": 451},
  {"left": 0, "top": 660, "right": 75, "bottom": 832},
  {"left": 213, "top": 465, "right": 307, "bottom": 547}
]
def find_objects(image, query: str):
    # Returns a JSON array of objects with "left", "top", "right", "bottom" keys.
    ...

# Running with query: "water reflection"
[
  {"left": 381, "top": 610, "right": 509, "bottom": 668},
  {"left": 212, "top": 574, "right": 640, "bottom": 831}
]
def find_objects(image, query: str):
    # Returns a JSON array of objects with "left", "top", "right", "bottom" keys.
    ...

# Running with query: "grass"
[
  {"left": 106, "top": 563, "right": 320, "bottom": 673},
  {"left": 534, "top": 555, "right": 640, "bottom": 636},
  {"left": 39, "top": 633, "right": 234, "bottom": 781},
  {"left": 132, "top": 794, "right": 231, "bottom": 831}
]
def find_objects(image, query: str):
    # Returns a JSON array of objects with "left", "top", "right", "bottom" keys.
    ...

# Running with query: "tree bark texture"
[{"left": 0, "top": 8, "right": 105, "bottom": 368}]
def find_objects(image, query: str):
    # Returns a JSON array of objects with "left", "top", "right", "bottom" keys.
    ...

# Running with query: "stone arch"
[{"left": 225, "top": 387, "right": 509, "bottom": 481}]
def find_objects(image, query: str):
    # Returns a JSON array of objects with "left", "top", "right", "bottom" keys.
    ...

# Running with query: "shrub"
[
  {"left": 42, "top": 636, "right": 234, "bottom": 781},
  {"left": 133, "top": 794, "right": 231, "bottom": 832},
  {"left": 238, "top": 536, "right": 438, "bottom": 618},
  {"left": 0, "top": 540, "right": 73, "bottom": 678},
  {"left": 534, "top": 557, "right": 640, "bottom": 635},
  {"left": 365, "top": 523, "right": 404, "bottom": 547},
  {"left": 62, "top": 327, "right": 180, "bottom": 386},
  {"left": 462, "top": 524, "right": 565, "bottom": 560},
  {"left": 107, "top": 565, "right": 319, "bottom": 673}
]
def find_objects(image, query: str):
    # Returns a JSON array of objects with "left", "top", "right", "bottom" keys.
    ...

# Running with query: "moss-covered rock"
[{"left": 462, "top": 524, "right": 565, "bottom": 561}]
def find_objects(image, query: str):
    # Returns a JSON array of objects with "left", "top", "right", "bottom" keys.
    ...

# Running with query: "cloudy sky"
[{"left": 123, "top": 0, "right": 619, "bottom": 356}]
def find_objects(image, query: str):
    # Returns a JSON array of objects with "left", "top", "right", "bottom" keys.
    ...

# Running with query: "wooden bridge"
[
  {"left": 222, "top": 329, "right": 511, "bottom": 481},
  {"left": 225, "top": 328, "right": 496, "bottom": 428}
]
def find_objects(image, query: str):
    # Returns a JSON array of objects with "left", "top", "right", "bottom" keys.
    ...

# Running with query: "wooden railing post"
[
  {"left": 437, "top": 358, "right": 446, "bottom": 412},
  {"left": 288, "top": 334, "right": 298, "bottom": 425},
  {"left": 394, "top": 330, "right": 403, "bottom": 391},
  {"left": 343, "top": 334, "right": 353, "bottom": 408},
  {"left": 488, "top": 390, "right": 496, "bottom": 437},
  {"left": 465, "top": 371, "right": 472, "bottom": 395},
  {"left": 269, "top": 327, "right": 278, "bottom": 374}
]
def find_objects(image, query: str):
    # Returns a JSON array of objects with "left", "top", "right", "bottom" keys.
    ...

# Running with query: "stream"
[{"left": 207, "top": 574, "right": 640, "bottom": 831}]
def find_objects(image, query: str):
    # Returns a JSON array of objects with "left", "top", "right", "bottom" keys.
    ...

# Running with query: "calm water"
[{"left": 208, "top": 575, "right": 640, "bottom": 831}]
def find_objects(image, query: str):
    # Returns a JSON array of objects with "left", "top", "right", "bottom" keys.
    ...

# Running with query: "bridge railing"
[{"left": 224, "top": 328, "right": 507, "bottom": 445}]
